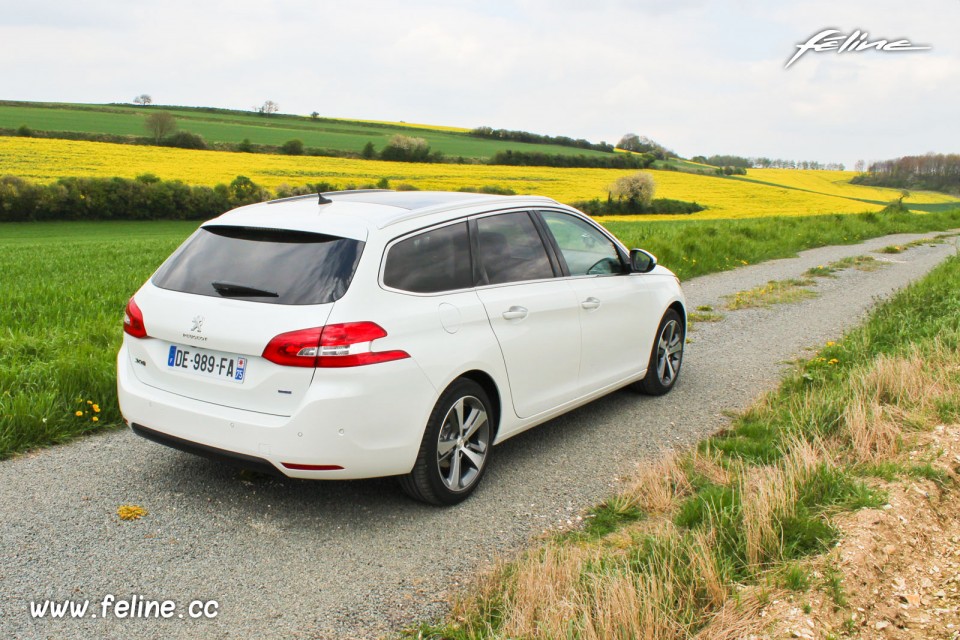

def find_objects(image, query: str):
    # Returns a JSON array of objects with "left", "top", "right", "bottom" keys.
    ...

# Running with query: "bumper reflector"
[{"left": 280, "top": 462, "right": 344, "bottom": 471}]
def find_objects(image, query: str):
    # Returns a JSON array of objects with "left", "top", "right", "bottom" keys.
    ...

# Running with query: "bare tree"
[
  {"left": 133, "top": 94, "right": 153, "bottom": 106},
  {"left": 144, "top": 111, "right": 177, "bottom": 143},
  {"left": 854, "top": 159, "right": 865, "bottom": 173},
  {"left": 256, "top": 100, "right": 279, "bottom": 116}
]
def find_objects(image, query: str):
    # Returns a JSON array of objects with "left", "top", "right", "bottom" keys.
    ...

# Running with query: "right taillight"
[
  {"left": 262, "top": 322, "right": 409, "bottom": 368},
  {"left": 123, "top": 297, "right": 148, "bottom": 338}
]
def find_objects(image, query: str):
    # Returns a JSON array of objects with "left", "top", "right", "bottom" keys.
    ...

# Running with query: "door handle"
[
  {"left": 581, "top": 297, "right": 601, "bottom": 311},
  {"left": 502, "top": 306, "right": 528, "bottom": 320}
]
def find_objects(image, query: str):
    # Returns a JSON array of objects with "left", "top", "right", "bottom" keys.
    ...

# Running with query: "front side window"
[
  {"left": 152, "top": 226, "right": 363, "bottom": 305},
  {"left": 540, "top": 211, "right": 624, "bottom": 276},
  {"left": 383, "top": 222, "right": 472, "bottom": 293},
  {"left": 476, "top": 212, "right": 555, "bottom": 285}
]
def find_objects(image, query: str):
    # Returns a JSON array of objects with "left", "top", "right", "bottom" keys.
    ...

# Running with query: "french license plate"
[{"left": 167, "top": 344, "right": 247, "bottom": 383}]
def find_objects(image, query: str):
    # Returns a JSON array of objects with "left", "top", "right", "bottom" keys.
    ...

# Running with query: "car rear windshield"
[{"left": 152, "top": 226, "right": 364, "bottom": 305}]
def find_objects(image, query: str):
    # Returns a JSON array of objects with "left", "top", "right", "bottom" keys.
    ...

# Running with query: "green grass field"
[
  {"left": 0, "top": 101, "right": 612, "bottom": 160},
  {"left": 1, "top": 209, "right": 958, "bottom": 459},
  {"left": 0, "top": 221, "right": 198, "bottom": 454}
]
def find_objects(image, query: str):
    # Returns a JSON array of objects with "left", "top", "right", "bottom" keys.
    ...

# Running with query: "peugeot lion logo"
[{"left": 190, "top": 316, "right": 204, "bottom": 333}]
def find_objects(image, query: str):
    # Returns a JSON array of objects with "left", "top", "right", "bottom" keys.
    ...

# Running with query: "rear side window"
[
  {"left": 476, "top": 211, "right": 554, "bottom": 285},
  {"left": 383, "top": 222, "right": 472, "bottom": 293},
  {"left": 152, "top": 226, "right": 363, "bottom": 305}
]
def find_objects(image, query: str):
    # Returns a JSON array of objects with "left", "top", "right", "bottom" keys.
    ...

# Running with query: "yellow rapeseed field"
[
  {"left": 344, "top": 119, "right": 471, "bottom": 133},
  {"left": 730, "top": 168, "right": 952, "bottom": 204},
  {"left": 2, "top": 137, "right": 957, "bottom": 219}
]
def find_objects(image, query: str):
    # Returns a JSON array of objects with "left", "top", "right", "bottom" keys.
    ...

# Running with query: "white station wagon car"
[{"left": 117, "top": 190, "right": 686, "bottom": 504}]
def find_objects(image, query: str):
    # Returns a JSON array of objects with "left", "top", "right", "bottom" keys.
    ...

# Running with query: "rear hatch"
[{"left": 124, "top": 225, "right": 364, "bottom": 416}]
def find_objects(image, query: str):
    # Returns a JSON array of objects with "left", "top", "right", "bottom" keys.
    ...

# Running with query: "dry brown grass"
[
  {"left": 840, "top": 344, "right": 955, "bottom": 462},
  {"left": 739, "top": 437, "right": 823, "bottom": 568},
  {"left": 688, "top": 529, "right": 727, "bottom": 609},
  {"left": 692, "top": 593, "right": 765, "bottom": 640},
  {"left": 497, "top": 544, "right": 595, "bottom": 638},
  {"left": 740, "top": 464, "right": 792, "bottom": 567},
  {"left": 621, "top": 452, "right": 691, "bottom": 514},
  {"left": 580, "top": 571, "right": 686, "bottom": 640},
  {"left": 689, "top": 448, "right": 733, "bottom": 487},
  {"left": 842, "top": 399, "right": 901, "bottom": 462}
]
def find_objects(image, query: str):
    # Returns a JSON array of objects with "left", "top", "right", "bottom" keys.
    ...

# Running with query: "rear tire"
[
  {"left": 399, "top": 379, "right": 494, "bottom": 506},
  {"left": 636, "top": 309, "right": 684, "bottom": 396}
]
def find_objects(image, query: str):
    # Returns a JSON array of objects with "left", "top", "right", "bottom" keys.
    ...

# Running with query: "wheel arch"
[
  {"left": 458, "top": 369, "right": 502, "bottom": 440},
  {"left": 668, "top": 300, "right": 687, "bottom": 333}
]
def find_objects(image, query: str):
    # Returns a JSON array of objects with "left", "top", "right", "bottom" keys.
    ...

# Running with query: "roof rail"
[
  {"left": 266, "top": 189, "right": 394, "bottom": 205},
  {"left": 265, "top": 193, "right": 317, "bottom": 205},
  {"left": 322, "top": 189, "right": 395, "bottom": 197}
]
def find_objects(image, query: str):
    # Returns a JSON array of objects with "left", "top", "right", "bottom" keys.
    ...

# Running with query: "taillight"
[
  {"left": 261, "top": 322, "right": 409, "bottom": 368},
  {"left": 318, "top": 322, "right": 410, "bottom": 368},
  {"left": 123, "top": 298, "right": 148, "bottom": 338},
  {"left": 261, "top": 327, "right": 324, "bottom": 368}
]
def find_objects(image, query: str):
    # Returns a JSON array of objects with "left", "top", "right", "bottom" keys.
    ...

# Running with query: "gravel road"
[{"left": 1, "top": 230, "right": 957, "bottom": 640}]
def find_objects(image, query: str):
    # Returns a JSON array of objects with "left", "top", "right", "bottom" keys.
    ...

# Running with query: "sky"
[{"left": 2, "top": 0, "right": 957, "bottom": 166}]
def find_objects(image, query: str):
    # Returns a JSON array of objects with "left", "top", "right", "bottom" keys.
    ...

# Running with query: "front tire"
[
  {"left": 399, "top": 379, "right": 494, "bottom": 505},
  {"left": 636, "top": 309, "right": 684, "bottom": 396}
]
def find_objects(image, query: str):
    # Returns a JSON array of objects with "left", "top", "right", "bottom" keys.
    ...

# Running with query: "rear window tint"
[
  {"left": 476, "top": 212, "right": 554, "bottom": 285},
  {"left": 152, "top": 226, "right": 363, "bottom": 305},
  {"left": 383, "top": 222, "right": 472, "bottom": 293}
]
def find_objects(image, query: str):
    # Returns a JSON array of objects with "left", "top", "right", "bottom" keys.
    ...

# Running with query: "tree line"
[
  {"left": 0, "top": 175, "right": 271, "bottom": 222},
  {"left": 0, "top": 174, "right": 528, "bottom": 223},
  {"left": 470, "top": 127, "right": 613, "bottom": 153},
  {"left": 690, "top": 154, "right": 846, "bottom": 171},
  {"left": 851, "top": 153, "right": 960, "bottom": 194}
]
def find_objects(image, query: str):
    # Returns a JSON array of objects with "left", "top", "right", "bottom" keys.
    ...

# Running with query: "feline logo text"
[{"left": 786, "top": 29, "right": 931, "bottom": 69}]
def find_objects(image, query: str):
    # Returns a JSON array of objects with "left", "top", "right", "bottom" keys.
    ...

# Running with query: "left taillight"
[
  {"left": 123, "top": 297, "right": 148, "bottom": 338},
  {"left": 261, "top": 327, "right": 324, "bottom": 368}
]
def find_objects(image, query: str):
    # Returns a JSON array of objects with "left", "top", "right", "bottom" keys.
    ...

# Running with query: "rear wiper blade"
[{"left": 211, "top": 281, "right": 279, "bottom": 298}]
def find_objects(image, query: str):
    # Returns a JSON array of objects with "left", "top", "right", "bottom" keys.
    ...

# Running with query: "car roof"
[{"left": 202, "top": 190, "right": 562, "bottom": 240}]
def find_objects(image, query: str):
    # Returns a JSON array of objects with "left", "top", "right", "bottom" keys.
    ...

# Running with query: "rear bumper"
[
  {"left": 131, "top": 423, "right": 282, "bottom": 476},
  {"left": 118, "top": 344, "right": 437, "bottom": 479}
]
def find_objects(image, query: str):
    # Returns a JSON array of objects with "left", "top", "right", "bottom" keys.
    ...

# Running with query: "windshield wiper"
[{"left": 211, "top": 281, "right": 279, "bottom": 298}]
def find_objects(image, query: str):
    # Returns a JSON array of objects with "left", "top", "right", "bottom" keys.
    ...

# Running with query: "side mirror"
[{"left": 629, "top": 249, "right": 657, "bottom": 273}]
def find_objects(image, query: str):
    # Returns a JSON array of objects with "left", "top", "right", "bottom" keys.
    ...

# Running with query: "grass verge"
[
  {"left": 408, "top": 252, "right": 960, "bottom": 639},
  {"left": 723, "top": 277, "right": 818, "bottom": 310}
]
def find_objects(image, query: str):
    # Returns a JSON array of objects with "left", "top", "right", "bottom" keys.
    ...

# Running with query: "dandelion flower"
[
  {"left": 92, "top": 416, "right": 99, "bottom": 422},
  {"left": 92, "top": 404, "right": 100, "bottom": 413},
  {"left": 826, "top": 341, "right": 836, "bottom": 347},
  {"left": 117, "top": 505, "right": 147, "bottom": 521},
  {"left": 75, "top": 411, "right": 83, "bottom": 417},
  {"left": 87, "top": 400, "right": 93, "bottom": 405},
  {"left": 828, "top": 358, "right": 839, "bottom": 365}
]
